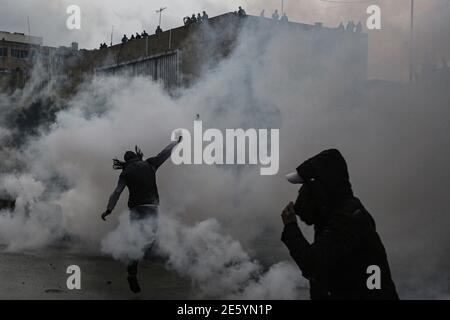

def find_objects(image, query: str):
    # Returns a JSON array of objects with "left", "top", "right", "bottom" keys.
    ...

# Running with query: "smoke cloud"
[
  {"left": 157, "top": 215, "right": 305, "bottom": 299},
  {"left": 101, "top": 212, "right": 158, "bottom": 262},
  {"left": 0, "top": 11, "right": 449, "bottom": 299}
]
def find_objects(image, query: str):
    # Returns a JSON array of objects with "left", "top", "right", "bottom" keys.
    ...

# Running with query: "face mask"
[{"left": 294, "top": 184, "right": 319, "bottom": 226}]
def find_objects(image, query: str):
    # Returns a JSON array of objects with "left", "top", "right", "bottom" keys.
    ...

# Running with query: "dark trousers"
[{"left": 127, "top": 205, "right": 158, "bottom": 277}]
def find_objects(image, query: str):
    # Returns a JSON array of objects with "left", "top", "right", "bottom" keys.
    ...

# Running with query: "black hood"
[{"left": 296, "top": 149, "right": 353, "bottom": 212}]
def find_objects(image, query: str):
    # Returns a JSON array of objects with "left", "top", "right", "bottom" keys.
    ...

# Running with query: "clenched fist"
[{"left": 281, "top": 202, "right": 297, "bottom": 226}]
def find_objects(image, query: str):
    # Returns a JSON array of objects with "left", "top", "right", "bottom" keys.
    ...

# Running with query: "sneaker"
[{"left": 127, "top": 276, "right": 141, "bottom": 293}]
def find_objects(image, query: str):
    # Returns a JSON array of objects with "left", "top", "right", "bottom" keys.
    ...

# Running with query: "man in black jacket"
[
  {"left": 281, "top": 149, "right": 399, "bottom": 300},
  {"left": 101, "top": 136, "right": 181, "bottom": 293}
]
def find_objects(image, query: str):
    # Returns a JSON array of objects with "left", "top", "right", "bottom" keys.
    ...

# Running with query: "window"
[
  {"left": 11, "top": 48, "right": 28, "bottom": 59},
  {"left": 10, "top": 49, "right": 18, "bottom": 58},
  {"left": 0, "top": 47, "right": 7, "bottom": 57}
]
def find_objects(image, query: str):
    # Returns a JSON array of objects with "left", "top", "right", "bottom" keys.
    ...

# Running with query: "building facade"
[{"left": 0, "top": 31, "right": 43, "bottom": 88}]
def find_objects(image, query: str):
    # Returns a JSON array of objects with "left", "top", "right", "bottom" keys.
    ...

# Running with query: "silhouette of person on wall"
[
  {"left": 355, "top": 22, "right": 363, "bottom": 33},
  {"left": 272, "top": 10, "right": 280, "bottom": 20},
  {"left": 346, "top": 21, "right": 356, "bottom": 32},
  {"left": 202, "top": 11, "right": 209, "bottom": 21},
  {"left": 238, "top": 6, "right": 247, "bottom": 17}
]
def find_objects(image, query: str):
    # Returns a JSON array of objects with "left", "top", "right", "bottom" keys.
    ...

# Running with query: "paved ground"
[{"left": 0, "top": 246, "right": 194, "bottom": 300}]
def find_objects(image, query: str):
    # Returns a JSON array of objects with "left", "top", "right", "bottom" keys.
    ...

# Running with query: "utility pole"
[
  {"left": 111, "top": 25, "right": 114, "bottom": 46},
  {"left": 27, "top": 16, "right": 31, "bottom": 35},
  {"left": 282, "top": 0, "right": 284, "bottom": 15},
  {"left": 409, "top": 0, "right": 414, "bottom": 83},
  {"left": 156, "top": 7, "right": 167, "bottom": 27}
]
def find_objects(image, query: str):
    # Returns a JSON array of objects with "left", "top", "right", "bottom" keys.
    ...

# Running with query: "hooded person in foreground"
[
  {"left": 101, "top": 135, "right": 182, "bottom": 293},
  {"left": 281, "top": 149, "right": 399, "bottom": 300}
]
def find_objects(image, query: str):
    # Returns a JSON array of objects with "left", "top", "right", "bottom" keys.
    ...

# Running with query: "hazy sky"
[{"left": 0, "top": 0, "right": 449, "bottom": 81}]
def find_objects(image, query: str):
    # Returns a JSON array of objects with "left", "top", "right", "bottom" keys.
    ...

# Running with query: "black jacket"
[
  {"left": 121, "top": 159, "right": 160, "bottom": 208},
  {"left": 282, "top": 149, "right": 399, "bottom": 300},
  {"left": 107, "top": 142, "right": 177, "bottom": 210}
]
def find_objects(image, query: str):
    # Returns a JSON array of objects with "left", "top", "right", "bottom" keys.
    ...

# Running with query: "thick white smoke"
[
  {"left": 101, "top": 212, "right": 158, "bottom": 262},
  {"left": 158, "top": 215, "right": 305, "bottom": 299},
  {"left": 0, "top": 17, "right": 449, "bottom": 299},
  {"left": 0, "top": 23, "right": 316, "bottom": 298},
  {"left": 100, "top": 210, "right": 305, "bottom": 299},
  {"left": 0, "top": 174, "right": 63, "bottom": 251}
]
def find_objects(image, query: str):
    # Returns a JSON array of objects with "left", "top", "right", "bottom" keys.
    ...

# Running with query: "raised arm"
[{"left": 147, "top": 137, "right": 181, "bottom": 170}]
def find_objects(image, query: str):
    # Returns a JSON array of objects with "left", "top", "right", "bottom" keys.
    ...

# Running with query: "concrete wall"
[
  {"left": 68, "top": 13, "right": 367, "bottom": 92},
  {"left": 68, "top": 13, "right": 247, "bottom": 89}
]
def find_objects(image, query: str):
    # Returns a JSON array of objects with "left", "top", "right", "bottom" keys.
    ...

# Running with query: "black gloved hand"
[
  {"left": 281, "top": 202, "right": 298, "bottom": 226},
  {"left": 101, "top": 210, "right": 112, "bottom": 221}
]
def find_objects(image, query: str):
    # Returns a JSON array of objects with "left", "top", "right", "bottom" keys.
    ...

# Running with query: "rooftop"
[{"left": 0, "top": 31, "right": 43, "bottom": 46}]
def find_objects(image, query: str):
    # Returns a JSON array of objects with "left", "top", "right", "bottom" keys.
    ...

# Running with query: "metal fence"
[{"left": 95, "top": 50, "right": 180, "bottom": 89}]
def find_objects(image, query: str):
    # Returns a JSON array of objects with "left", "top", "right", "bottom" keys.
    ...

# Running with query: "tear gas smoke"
[
  {"left": 101, "top": 211, "right": 305, "bottom": 299},
  {"left": 0, "top": 17, "right": 449, "bottom": 299},
  {"left": 101, "top": 212, "right": 158, "bottom": 262},
  {"left": 157, "top": 215, "right": 304, "bottom": 299}
]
